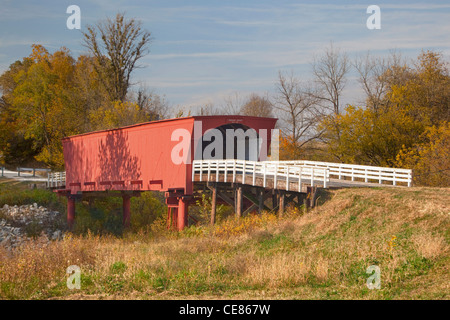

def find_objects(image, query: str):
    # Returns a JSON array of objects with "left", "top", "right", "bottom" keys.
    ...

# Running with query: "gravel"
[{"left": 0, "top": 203, "right": 65, "bottom": 250}]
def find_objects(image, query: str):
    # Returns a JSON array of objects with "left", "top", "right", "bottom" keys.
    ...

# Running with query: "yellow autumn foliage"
[{"left": 396, "top": 122, "right": 450, "bottom": 186}]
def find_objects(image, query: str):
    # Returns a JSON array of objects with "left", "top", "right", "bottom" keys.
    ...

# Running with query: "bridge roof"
[{"left": 62, "top": 115, "right": 278, "bottom": 141}]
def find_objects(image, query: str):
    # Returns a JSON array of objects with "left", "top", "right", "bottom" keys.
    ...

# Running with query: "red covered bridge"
[
  {"left": 50, "top": 115, "right": 412, "bottom": 230},
  {"left": 55, "top": 115, "right": 278, "bottom": 230}
]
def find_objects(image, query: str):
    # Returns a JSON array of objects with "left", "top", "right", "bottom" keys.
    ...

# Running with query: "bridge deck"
[
  {"left": 193, "top": 173, "right": 401, "bottom": 194},
  {"left": 193, "top": 173, "right": 317, "bottom": 193}
]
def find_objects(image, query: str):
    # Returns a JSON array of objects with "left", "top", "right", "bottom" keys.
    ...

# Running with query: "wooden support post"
[
  {"left": 67, "top": 196, "right": 75, "bottom": 229},
  {"left": 167, "top": 207, "right": 172, "bottom": 229},
  {"left": 272, "top": 190, "right": 277, "bottom": 210},
  {"left": 122, "top": 194, "right": 131, "bottom": 228},
  {"left": 170, "top": 207, "right": 178, "bottom": 230},
  {"left": 258, "top": 188, "right": 264, "bottom": 214},
  {"left": 306, "top": 186, "right": 317, "bottom": 208},
  {"left": 312, "top": 186, "right": 318, "bottom": 208},
  {"left": 236, "top": 185, "right": 243, "bottom": 218},
  {"left": 278, "top": 191, "right": 285, "bottom": 217},
  {"left": 211, "top": 183, "right": 217, "bottom": 225},
  {"left": 177, "top": 197, "right": 188, "bottom": 230},
  {"left": 174, "top": 208, "right": 179, "bottom": 230}
]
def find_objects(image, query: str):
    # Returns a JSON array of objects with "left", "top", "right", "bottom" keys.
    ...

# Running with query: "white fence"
[
  {"left": 265, "top": 160, "right": 412, "bottom": 187},
  {"left": 47, "top": 172, "right": 66, "bottom": 188},
  {"left": 46, "top": 160, "right": 412, "bottom": 191},
  {"left": 192, "top": 159, "right": 330, "bottom": 191},
  {"left": 17, "top": 167, "right": 51, "bottom": 177}
]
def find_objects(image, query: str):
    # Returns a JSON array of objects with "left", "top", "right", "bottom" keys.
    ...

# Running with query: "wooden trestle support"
[{"left": 193, "top": 182, "right": 319, "bottom": 225}]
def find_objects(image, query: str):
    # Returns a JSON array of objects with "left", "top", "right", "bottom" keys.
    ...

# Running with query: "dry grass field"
[{"left": 0, "top": 181, "right": 448, "bottom": 300}]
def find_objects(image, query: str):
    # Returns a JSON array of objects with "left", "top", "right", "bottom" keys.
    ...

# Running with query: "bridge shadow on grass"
[{"left": 73, "top": 199, "right": 124, "bottom": 236}]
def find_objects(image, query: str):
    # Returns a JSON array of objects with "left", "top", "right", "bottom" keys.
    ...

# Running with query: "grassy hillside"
[{"left": 0, "top": 182, "right": 448, "bottom": 300}]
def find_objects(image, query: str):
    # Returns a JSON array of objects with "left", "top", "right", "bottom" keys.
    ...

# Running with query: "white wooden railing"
[
  {"left": 46, "top": 160, "right": 412, "bottom": 191},
  {"left": 47, "top": 172, "right": 66, "bottom": 188},
  {"left": 192, "top": 159, "right": 330, "bottom": 191},
  {"left": 265, "top": 160, "right": 412, "bottom": 187},
  {"left": 17, "top": 167, "right": 51, "bottom": 177}
]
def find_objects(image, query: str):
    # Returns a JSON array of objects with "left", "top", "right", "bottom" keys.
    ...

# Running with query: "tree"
[
  {"left": 380, "top": 51, "right": 450, "bottom": 126},
  {"left": 353, "top": 51, "right": 405, "bottom": 112},
  {"left": 239, "top": 93, "right": 273, "bottom": 117},
  {"left": 89, "top": 101, "right": 153, "bottom": 131},
  {"left": 8, "top": 45, "right": 79, "bottom": 168},
  {"left": 220, "top": 92, "right": 274, "bottom": 117},
  {"left": 274, "top": 71, "right": 320, "bottom": 155},
  {"left": 130, "top": 86, "right": 169, "bottom": 121},
  {"left": 0, "top": 58, "right": 38, "bottom": 165},
  {"left": 396, "top": 122, "right": 450, "bottom": 186},
  {"left": 410, "top": 51, "right": 449, "bottom": 124},
  {"left": 72, "top": 55, "right": 110, "bottom": 132},
  {"left": 312, "top": 43, "right": 350, "bottom": 115},
  {"left": 319, "top": 105, "right": 423, "bottom": 166},
  {"left": 194, "top": 102, "right": 219, "bottom": 116},
  {"left": 82, "top": 13, "right": 151, "bottom": 102},
  {"left": 0, "top": 16, "right": 158, "bottom": 168},
  {"left": 319, "top": 50, "right": 450, "bottom": 183},
  {"left": 222, "top": 92, "right": 245, "bottom": 115}
]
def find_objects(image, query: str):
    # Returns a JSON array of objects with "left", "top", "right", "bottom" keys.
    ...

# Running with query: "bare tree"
[
  {"left": 312, "top": 43, "right": 350, "bottom": 115},
  {"left": 220, "top": 92, "right": 274, "bottom": 117},
  {"left": 239, "top": 93, "right": 274, "bottom": 117},
  {"left": 222, "top": 92, "right": 245, "bottom": 115},
  {"left": 354, "top": 50, "right": 406, "bottom": 112},
  {"left": 274, "top": 71, "right": 321, "bottom": 147},
  {"left": 82, "top": 13, "right": 151, "bottom": 102},
  {"left": 129, "top": 86, "right": 169, "bottom": 121},
  {"left": 172, "top": 106, "right": 191, "bottom": 118},
  {"left": 194, "top": 102, "right": 220, "bottom": 116}
]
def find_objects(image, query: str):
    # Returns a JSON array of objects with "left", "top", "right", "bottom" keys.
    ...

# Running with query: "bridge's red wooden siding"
[{"left": 62, "top": 115, "right": 277, "bottom": 196}]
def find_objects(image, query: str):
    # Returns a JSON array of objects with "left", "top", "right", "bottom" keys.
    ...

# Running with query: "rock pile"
[{"left": 0, "top": 203, "right": 65, "bottom": 250}]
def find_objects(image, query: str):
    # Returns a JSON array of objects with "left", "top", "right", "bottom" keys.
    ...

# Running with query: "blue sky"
[{"left": 1, "top": 0, "right": 450, "bottom": 111}]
